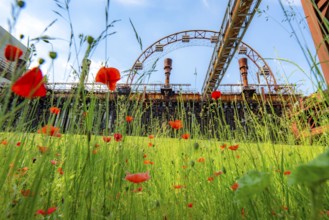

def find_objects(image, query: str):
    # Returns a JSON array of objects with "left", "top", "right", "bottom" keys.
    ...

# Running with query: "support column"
[
  {"left": 239, "top": 58, "right": 249, "bottom": 88},
  {"left": 164, "top": 58, "right": 172, "bottom": 88},
  {"left": 161, "top": 58, "right": 174, "bottom": 97},
  {"left": 239, "top": 58, "right": 255, "bottom": 98},
  {"left": 301, "top": 0, "right": 329, "bottom": 85}
]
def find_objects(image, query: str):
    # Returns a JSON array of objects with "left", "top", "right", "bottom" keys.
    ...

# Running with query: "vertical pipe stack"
[
  {"left": 164, "top": 58, "right": 172, "bottom": 88},
  {"left": 239, "top": 58, "right": 249, "bottom": 88}
]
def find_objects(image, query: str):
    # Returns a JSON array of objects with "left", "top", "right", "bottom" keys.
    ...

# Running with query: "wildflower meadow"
[{"left": 1, "top": 1, "right": 329, "bottom": 220}]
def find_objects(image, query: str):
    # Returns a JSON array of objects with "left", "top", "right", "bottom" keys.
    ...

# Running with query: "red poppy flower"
[
  {"left": 214, "top": 171, "right": 223, "bottom": 176},
  {"left": 125, "top": 171, "right": 151, "bottom": 184},
  {"left": 148, "top": 142, "right": 154, "bottom": 147},
  {"left": 173, "top": 185, "right": 185, "bottom": 189},
  {"left": 169, "top": 120, "right": 183, "bottom": 130},
  {"left": 231, "top": 182, "right": 239, "bottom": 191},
  {"left": 95, "top": 67, "right": 121, "bottom": 91},
  {"left": 133, "top": 187, "right": 143, "bottom": 193},
  {"left": 182, "top": 165, "right": 187, "bottom": 169},
  {"left": 187, "top": 203, "right": 193, "bottom": 208},
  {"left": 143, "top": 160, "right": 154, "bottom": 165},
  {"left": 103, "top": 136, "right": 111, "bottom": 143},
  {"left": 220, "top": 144, "right": 227, "bottom": 150},
  {"left": 211, "top": 91, "right": 222, "bottom": 100},
  {"left": 92, "top": 149, "right": 98, "bottom": 154},
  {"left": 16, "top": 142, "right": 21, "bottom": 146},
  {"left": 38, "top": 125, "right": 61, "bottom": 137},
  {"left": 57, "top": 167, "right": 64, "bottom": 175},
  {"left": 46, "top": 207, "right": 57, "bottom": 215},
  {"left": 4, "top": 44, "right": 23, "bottom": 61},
  {"left": 283, "top": 171, "right": 291, "bottom": 176},
  {"left": 181, "top": 133, "right": 190, "bottom": 139},
  {"left": 148, "top": 135, "right": 154, "bottom": 139},
  {"left": 36, "top": 210, "right": 46, "bottom": 215},
  {"left": 228, "top": 144, "right": 239, "bottom": 151},
  {"left": 208, "top": 177, "right": 214, "bottom": 182},
  {"left": 49, "top": 107, "right": 60, "bottom": 115},
  {"left": 1, "top": 140, "right": 8, "bottom": 145},
  {"left": 21, "top": 189, "right": 31, "bottom": 197},
  {"left": 143, "top": 154, "right": 147, "bottom": 158},
  {"left": 11, "top": 67, "right": 47, "bottom": 98},
  {"left": 36, "top": 207, "right": 57, "bottom": 216},
  {"left": 19, "top": 167, "right": 28, "bottom": 176},
  {"left": 197, "top": 157, "right": 205, "bottom": 163},
  {"left": 50, "top": 160, "right": 57, "bottom": 165},
  {"left": 38, "top": 146, "right": 48, "bottom": 154},
  {"left": 114, "top": 133, "right": 123, "bottom": 142},
  {"left": 126, "top": 116, "right": 133, "bottom": 123}
]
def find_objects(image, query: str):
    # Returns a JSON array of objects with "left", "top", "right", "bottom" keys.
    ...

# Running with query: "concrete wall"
[
  {"left": 0, "top": 25, "right": 29, "bottom": 61},
  {"left": 0, "top": 26, "right": 29, "bottom": 81}
]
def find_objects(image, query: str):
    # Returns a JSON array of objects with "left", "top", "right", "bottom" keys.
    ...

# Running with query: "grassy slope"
[{"left": 0, "top": 133, "right": 327, "bottom": 219}]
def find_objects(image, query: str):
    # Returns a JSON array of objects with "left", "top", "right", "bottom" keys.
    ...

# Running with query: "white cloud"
[{"left": 114, "top": 0, "right": 148, "bottom": 6}]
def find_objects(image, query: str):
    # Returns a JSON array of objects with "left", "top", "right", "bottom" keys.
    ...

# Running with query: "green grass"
[{"left": 0, "top": 133, "right": 328, "bottom": 219}]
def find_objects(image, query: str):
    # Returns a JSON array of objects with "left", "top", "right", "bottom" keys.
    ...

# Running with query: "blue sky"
[{"left": 0, "top": 0, "right": 320, "bottom": 95}]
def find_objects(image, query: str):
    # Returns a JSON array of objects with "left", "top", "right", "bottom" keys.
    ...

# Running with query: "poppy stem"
[
  {"left": 249, "top": 199, "right": 258, "bottom": 220},
  {"left": 0, "top": 99, "right": 28, "bottom": 126},
  {"left": 310, "top": 185, "right": 321, "bottom": 220}
]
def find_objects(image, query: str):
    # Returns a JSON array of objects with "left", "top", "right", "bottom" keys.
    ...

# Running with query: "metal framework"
[
  {"left": 202, "top": 0, "right": 262, "bottom": 97},
  {"left": 239, "top": 42, "right": 278, "bottom": 89},
  {"left": 127, "top": 30, "right": 220, "bottom": 84},
  {"left": 126, "top": 29, "right": 280, "bottom": 95},
  {"left": 301, "top": 0, "right": 329, "bottom": 85},
  {"left": 43, "top": 82, "right": 192, "bottom": 94}
]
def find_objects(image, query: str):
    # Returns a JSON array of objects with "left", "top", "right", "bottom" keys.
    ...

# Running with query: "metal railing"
[{"left": 44, "top": 82, "right": 195, "bottom": 94}]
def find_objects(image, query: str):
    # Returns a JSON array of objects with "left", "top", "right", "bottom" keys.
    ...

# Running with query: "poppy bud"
[
  {"left": 193, "top": 142, "right": 199, "bottom": 150},
  {"left": 49, "top": 51, "right": 57, "bottom": 59},
  {"left": 17, "top": 0, "right": 25, "bottom": 8},
  {"left": 155, "top": 200, "right": 160, "bottom": 207},
  {"left": 222, "top": 166, "right": 227, "bottom": 174},
  {"left": 38, "top": 58, "right": 45, "bottom": 65},
  {"left": 87, "top": 36, "right": 94, "bottom": 44}
]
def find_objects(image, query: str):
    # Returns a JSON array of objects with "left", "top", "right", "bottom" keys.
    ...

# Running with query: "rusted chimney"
[
  {"left": 164, "top": 58, "right": 172, "bottom": 88},
  {"left": 239, "top": 58, "right": 248, "bottom": 87}
]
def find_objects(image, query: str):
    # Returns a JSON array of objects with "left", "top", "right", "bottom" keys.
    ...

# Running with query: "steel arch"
[{"left": 127, "top": 30, "right": 278, "bottom": 91}]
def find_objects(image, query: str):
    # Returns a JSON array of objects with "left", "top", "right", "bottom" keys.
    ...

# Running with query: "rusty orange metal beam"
[
  {"left": 202, "top": 0, "right": 262, "bottom": 98},
  {"left": 301, "top": 0, "right": 329, "bottom": 85}
]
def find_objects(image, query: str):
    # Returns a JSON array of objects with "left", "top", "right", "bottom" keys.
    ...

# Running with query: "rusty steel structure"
[
  {"left": 0, "top": 0, "right": 306, "bottom": 139},
  {"left": 202, "top": 0, "right": 262, "bottom": 97},
  {"left": 126, "top": 29, "right": 296, "bottom": 100},
  {"left": 127, "top": 30, "right": 220, "bottom": 84},
  {"left": 301, "top": 0, "right": 329, "bottom": 85}
]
